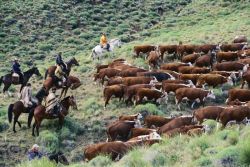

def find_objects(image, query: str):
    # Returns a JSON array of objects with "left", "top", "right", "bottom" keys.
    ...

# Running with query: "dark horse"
[
  {"left": 0, "top": 67, "right": 41, "bottom": 94},
  {"left": 43, "top": 75, "right": 81, "bottom": 98},
  {"left": 48, "top": 151, "right": 69, "bottom": 165},
  {"left": 8, "top": 88, "right": 48, "bottom": 133},
  {"left": 31, "top": 96, "right": 78, "bottom": 136},
  {"left": 44, "top": 57, "right": 79, "bottom": 79}
]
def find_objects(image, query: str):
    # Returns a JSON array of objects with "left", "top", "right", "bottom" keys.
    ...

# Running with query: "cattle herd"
[{"left": 84, "top": 36, "right": 250, "bottom": 162}]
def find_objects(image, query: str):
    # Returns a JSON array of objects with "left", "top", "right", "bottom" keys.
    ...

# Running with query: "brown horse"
[
  {"left": 44, "top": 57, "right": 79, "bottom": 79},
  {"left": 31, "top": 96, "right": 78, "bottom": 136},
  {"left": 60, "top": 76, "right": 82, "bottom": 98},
  {"left": 43, "top": 75, "right": 81, "bottom": 98},
  {"left": 0, "top": 67, "right": 41, "bottom": 94}
]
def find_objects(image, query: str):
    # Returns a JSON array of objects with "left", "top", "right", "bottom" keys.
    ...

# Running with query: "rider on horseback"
[
  {"left": 12, "top": 58, "right": 23, "bottom": 83},
  {"left": 100, "top": 33, "right": 110, "bottom": 51},
  {"left": 55, "top": 53, "right": 68, "bottom": 87},
  {"left": 20, "top": 83, "right": 37, "bottom": 111},
  {"left": 45, "top": 87, "right": 60, "bottom": 117}
]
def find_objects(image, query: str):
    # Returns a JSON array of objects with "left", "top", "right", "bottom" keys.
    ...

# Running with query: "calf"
[
  {"left": 135, "top": 88, "right": 168, "bottom": 104},
  {"left": 193, "top": 106, "right": 225, "bottom": 124},
  {"left": 103, "top": 84, "right": 126, "bottom": 107},
  {"left": 175, "top": 88, "right": 215, "bottom": 110},
  {"left": 216, "top": 52, "right": 238, "bottom": 63},
  {"left": 130, "top": 128, "right": 157, "bottom": 139},
  {"left": 107, "top": 120, "right": 142, "bottom": 141},
  {"left": 218, "top": 106, "right": 250, "bottom": 128},
  {"left": 96, "top": 64, "right": 108, "bottom": 73},
  {"left": 147, "top": 51, "right": 161, "bottom": 69},
  {"left": 158, "top": 45, "right": 178, "bottom": 59},
  {"left": 94, "top": 68, "right": 121, "bottom": 85},
  {"left": 182, "top": 53, "right": 200, "bottom": 64},
  {"left": 144, "top": 115, "right": 174, "bottom": 128},
  {"left": 158, "top": 116, "right": 195, "bottom": 134},
  {"left": 196, "top": 74, "right": 233, "bottom": 88},
  {"left": 84, "top": 141, "right": 129, "bottom": 161},
  {"left": 226, "top": 88, "right": 250, "bottom": 104},
  {"left": 134, "top": 45, "right": 156, "bottom": 57}
]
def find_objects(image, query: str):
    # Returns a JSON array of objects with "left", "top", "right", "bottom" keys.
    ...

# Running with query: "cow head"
[
  {"left": 226, "top": 76, "right": 234, "bottom": 86},
  {"left": 136, "top": 113, "right": 143, "bottom": 120},
  {"left": 243, "top": 64, "right": 249, "bottom": 73},
  {"left": 157, "top": 92, "right": 168, "bottom": 104},
  {"left": 149, "top": 132, "right": 162, "bottom": 140},
  {"left": 207, "top": 90, "right": 216, "bottom": 100},
  {"left": 149, "top": 76, "right": 158, "bottom": 85},
  {"left": 134, "top": 119, "right": 142, "bottom": 128}
]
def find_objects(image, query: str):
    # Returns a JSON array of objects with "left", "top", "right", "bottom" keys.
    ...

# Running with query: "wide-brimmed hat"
[{"left": 32, "top": 144, "right": 39, "bottom": 149}]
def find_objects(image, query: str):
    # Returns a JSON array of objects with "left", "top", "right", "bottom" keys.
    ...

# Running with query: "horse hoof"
[{"left": 13, "top": 131, "right": 16, "bottom": 133}]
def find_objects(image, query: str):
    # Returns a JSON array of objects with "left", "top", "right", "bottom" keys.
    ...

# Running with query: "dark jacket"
[
  {"left": 56, "top": 55, "right": 63, "bottom": 65},
  {"left": 28, "top": 150, "right": 43, "bottom": 161},
  {"left": 12, "top": 62, "right": 21, "bottom": 73}
]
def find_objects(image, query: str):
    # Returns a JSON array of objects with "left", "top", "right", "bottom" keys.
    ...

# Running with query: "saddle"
[
  {"left": 12, "top": 73, "right": 19, "bottom": 83},
  {"left": 46, "top": 103, "right": 62, "bottom": 117}
]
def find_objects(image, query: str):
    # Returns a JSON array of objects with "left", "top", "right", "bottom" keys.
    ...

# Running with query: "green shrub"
[
  {"left": 63, "top": 117, "right": 85, "bottom": 135},
  {"left": 133, "top": 103, "right": 163, "bottom": 115},
  {"left": 215, "top": 146, "right": 240, "bottom": 167},
  {"left": 152, "top": 152, "right": 168, "bottom": 167},
  {"left": 36, "top": 130, "right": 59, "bottom": 153},
  {"left": 38, "top": 43, "right": 53, "bottom": 52},
  {"left": 83, "top": 97, "right": 102, "bottom": 114},
  {"left": 88, "top": 155, "right": 112, "bottom": 167},
  {"left": 121, "top": 149, "right": 151, "bottom": 167},
  {"left": 17, "top": 157, "right": 55, "bottom": 167},
  {"left": 0, "top": 118, "right": 9, "bottom": 132},
  {"left": 227, "top": 131, "right": 239, "bottom": 145},
  {"left": 239, "top": 140, "right": 250, "bottom": 165},
  {"left": 194, "top": 156, "right": 212, "bottom": 166}
]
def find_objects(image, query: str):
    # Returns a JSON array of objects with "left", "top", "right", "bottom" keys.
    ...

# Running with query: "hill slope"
[{"left": 0, "top": 0, "right": 250, "bottom": 166}]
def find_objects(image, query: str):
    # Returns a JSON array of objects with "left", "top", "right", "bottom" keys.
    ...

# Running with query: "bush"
[
  {"left": 38, "top": 43, "right": 53, "bottom": 52},
  {"left": 36, "top": 130, "right": 59, "bottom": 153},
  {"left": 17, "top": 157, "right": 55, "bottom": 167},
  {"left": 133, "top": 103, "right": 163, "bottom": 115},
  {"left": 83, "top": 97, "right": 102, "bottom": 114},
  {"left": 194, "top": 156, "right": 212, "bottom": 167},
  {"left": 215, "top": 146, "right": 240, "bottom": 167},
  {"left": 88, "top": 155, "right": 112, "bottom": 167},
  {"left": 239, "top": 140, "right": 250, "bottom": 165},
  {"left": 152, "top": 152, "right": 168, "bottom": 167}
]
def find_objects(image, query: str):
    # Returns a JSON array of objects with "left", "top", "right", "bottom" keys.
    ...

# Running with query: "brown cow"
[
  {"left": 158, "top": 45, "right": 178, "bottom": 59},
  {"left": 106, "top": 77, "right": 123, "bottom": 86},
  {"left": 119, "top": 113, "right": 143, "bottom": 121},
  {"left": 195, "top": 44, "right": 218, "bottom": 54},
  {"left": 162, "top": 79, "right": 193, "bottom": 85},
  {"left": 122, "top": 77, "right": 158, "bottom": 86},
  {"left": 237, "top": 49, "right": 250, "bottom": 59},
  {"left": 179, "top": 74, "right": 201, "bottom": 85},
  {"left": 119, "top": 68, "right": 148, "bottom": 77},
  {"left": 106, "top": 120, "right": 141, "bottom": 141},
  {"left": 158, "top": 70, "right": 180, "bottom": 79},
  {"left": 195, "top": 52, "right": 215, "bottom": 67},
  {"left": 160, "top": 62, "right": 191, "bottom": 72},
  {"left": 158, "top": 116, "right": 195, "bottom": 134},
  {"left": 144, "top": 115, "right": 174, "bottom": 128},
  {"left": 241, "top": 70, "right": 250, "bottom": 88},
  {"left": 84, "top": 141, "right": 129, "bottom": 161},
  {"left": 135, "top": 88, "right": 168, "bottom": 104},
  {"left": 219, "top": 43, "right": 247, "bottom": 52},
  {"left": 226, "top": 88, "right": 250, "bottom": 104},
  {"left": 233, "top": 35, "right": 248, "bottom": 43},
  {"left": 193, "top": 106, "right": 225, "bottom": 124},
  {"left": 164, "top": 125, "right": 204, "bottom": 137},
  {"left": 162, "top": 83, "right": 194, "bottom": 94},
  {"left": 216, "top": 52, "right": 239, "bottom": 63},
  {"left": 177, "top": 44, "right": 197, "bottom": 58},
  {"left": 128, "top": 131, "right": 161, "bottom": 142},
  {"left": 130, "top": 128, "right": 157, "bottom": 138},
  {"left": 96, "top": 64, "right": 108, "bottom": 73},
  {"left": 103, "top": 84, "right": 126, "bottom": 107},
  {"left": 218, "top": 106, "right": 250, "bottom": 128},
  {"left": 178, "top": 66, "right": 210, "bottom": 74},
  {"left": 94, "top": 68, "right": 121, "bottom": 85},
  {"left": 213, "top": 62, "right": 246, "bottom": 71},
  {"left": 181, "top": 53, "right": 200, "bottom": 64},
  {"left": 124, "top": 84, "right": 154, "bottom": 105},
  {"left": 147, "top": 51, "right": 161, "bottom": 69},
  {"left": 187, "top": 128, "right": 204, "bottom": 136},
  {"left": 175, "top": 88, "right": 215, "bottom": 110},
  {"left": 134, "top": 45, "right": 156, "bottom": 57},
  {"left": 196, "top": 74, "right": 233, "bottom": 88}
]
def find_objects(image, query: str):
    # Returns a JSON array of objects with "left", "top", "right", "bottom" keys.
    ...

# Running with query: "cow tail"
[
  {"left": 28, "top": 109, "right": 34, "bottom": 128},
  {"left": 106, "top": 128, "right": 112, "bottom": 142},
  {"left": 44, "top": 70, "right": 48, "bottom": 80},
  {"left": 8, "top": 104, "right": 14, "bottom": 123},
  {"left": 0, "top": 76, "right": 3, "bottom": 88}
]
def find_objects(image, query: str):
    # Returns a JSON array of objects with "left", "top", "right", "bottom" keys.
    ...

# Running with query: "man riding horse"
[
  {"left": 12, "top": 58, "right": 23, "bottom": 83},
  {"left": 100, "top": 33, "right": 110, "bottom": 51},
  {"left": 45, "top": 87, "right": 60, "bottom": 117},
  {"left": 55, "top": 53, "right": 68, "bottom": 87},
  {"left": 20, "top": 83, "right": 38, "bottom": 111}
]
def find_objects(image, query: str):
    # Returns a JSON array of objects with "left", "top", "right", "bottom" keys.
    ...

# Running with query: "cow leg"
[
  {"left": 32, "top": 122, "right": 36, "bottom": 136},
  {"left": 241, "top": 80, "right": 245, "bottom": 89},
  {"left": 104, "top": 95, "right": 111, "bottom": 108}
]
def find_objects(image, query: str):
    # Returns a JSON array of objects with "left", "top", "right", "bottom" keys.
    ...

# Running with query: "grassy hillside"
[{"left": 0, "top": 0, "right": 250, "bottom": 166}]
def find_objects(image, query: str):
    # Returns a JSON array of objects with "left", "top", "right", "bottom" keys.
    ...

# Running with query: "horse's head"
[
  {"left": 70, "top": 57, "right": 79, "bottom": 66},
  {"left": 32, "top": 67, "right": 42, "bottom": 76},
  {"left": 67, "top": 95, "right": 78, "bottom": 110},
  {"left": 58, "top": 152, "right": 69, "bottom": 165}
]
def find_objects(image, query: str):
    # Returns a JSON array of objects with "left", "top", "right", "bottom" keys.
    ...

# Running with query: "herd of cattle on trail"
[
  {"left": 85, "top": 35, "right": 250, "bottom": 161},
  {"left": 1, "top": 34, "right": 250, "bottom": 163}
]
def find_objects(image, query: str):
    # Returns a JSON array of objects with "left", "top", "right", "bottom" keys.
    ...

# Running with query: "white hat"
[{"left": 32, "top": 144, "right": 39, "bottom": 149}]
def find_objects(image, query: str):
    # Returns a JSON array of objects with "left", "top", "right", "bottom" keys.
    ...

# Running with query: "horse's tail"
[
  {"left": 44, "top": 69, "right": 48, "bottom": 80},
  {"left": 8, "top": 103, "right": 14, "bottom": 123},
  {"left": 0, "top": 76, "right": 3, "bottom": 88},
  {"left": 28, "top": 108, "right": 34, "bottom": 128}
]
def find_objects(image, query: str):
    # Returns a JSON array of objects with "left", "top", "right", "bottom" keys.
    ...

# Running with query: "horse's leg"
[
  {"left": 3, "top": 84, "right": 11, "bottom": 97},
  {"left": 64, "top": 88, "right": 68, "bottom": 97},
  {"left": 60, "top": 89, "right": 64, "bottom": 99},
  {"left": 36, "top": 122, "right": 41, "bottom": 136},
  {"left": 58, "top": 117, "right": 64, "bottom": 129},
  {"left": 32, "top": 122, "right": 36, "bottom": 136}
]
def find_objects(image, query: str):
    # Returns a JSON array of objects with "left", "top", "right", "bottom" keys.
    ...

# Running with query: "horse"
[
  {"left": 31, "top": 96, "right": 78, "bottom": 136},
  {"left": 43, "top": 75, "right": 81, "bottom": 96},
  {"left": 44, "top": 57, "right": 79, "bottom": 79},
  {"left": 48, "top": 151, "right": 69, "bottom": 165},
  {"left": 91, "top": 39, "right": 122, "bottom": 60},
  {"left": 60, "top": 75, "right": 82, "bottom": 98},
  {"left": 0, "top": 67, "right": 41, "bottom": 94}
]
